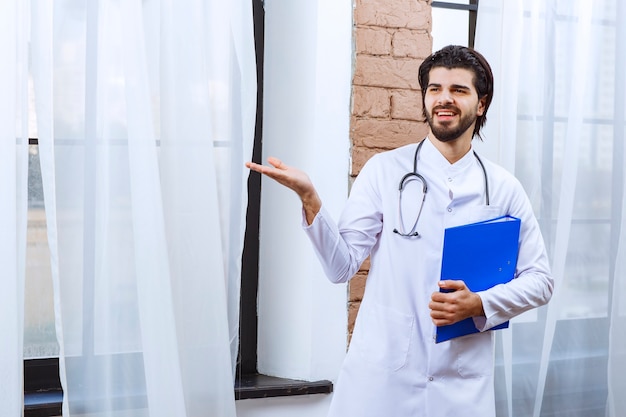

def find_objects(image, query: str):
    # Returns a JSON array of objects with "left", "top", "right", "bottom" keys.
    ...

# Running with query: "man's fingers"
[
  {"left": 246, "top": 160, "right": 281, "bottom": 177},
  {"left": 246, "top": 157, "right": 289, "bottom": 177},
  {"left": 439, "top": 279, "right": 466, "bottom": 291},
  {"left": 245, "top": 157, "right": 316, "bottom": 202},
  {"left": 267, "top": 156, "right": 286, "bottom": 169},
  {"left": 245, "top": 161, "right": 266, "bottom": 172}
]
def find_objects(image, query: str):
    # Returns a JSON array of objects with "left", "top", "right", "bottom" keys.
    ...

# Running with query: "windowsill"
[
  {"left": 24, "top": 390, "right": 62, "bottom": 417},
  {"left": 235, "top": 374, "right": 333, "bottom": 400},
  {"left": 24, "top": 374, "right": 333, "bottom": 416}
]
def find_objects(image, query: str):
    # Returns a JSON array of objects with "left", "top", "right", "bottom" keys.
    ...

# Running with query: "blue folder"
[{"left": 435, "top": 215, "right": 521, "bottom": 343}]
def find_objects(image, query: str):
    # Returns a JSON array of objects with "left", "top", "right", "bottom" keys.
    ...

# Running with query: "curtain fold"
[
  {"left": 607, "top": 2, "right": 626, "bottom": 415},
  {"left": 29, "top": 0, "right": 256, "bottom": 415},
  {"left": 0, "top": 0, "right": 30, "bottom": 415},
  {"left": 476, "top": 1, "right": 626, "bottom": 416}
]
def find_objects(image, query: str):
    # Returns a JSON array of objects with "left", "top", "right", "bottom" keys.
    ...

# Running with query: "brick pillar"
[{"left": 348, "top": 0, "right": 433, "bottom": 342}]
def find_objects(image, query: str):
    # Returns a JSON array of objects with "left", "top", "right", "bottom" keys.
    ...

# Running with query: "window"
[
  {"left": 24, "top": 1, "right": 331, "bottom": 415},
  {"left": 24, "top": 73, "right": 62, "bottom": 417},
  {"left": 431, "top": 0, "right": 479, "bottom": 49},
  {"left": 472, "top": 4, "right": 621, "bottom": 415},
  {"left": 236, "top": 0, "right": 333, "bottom": 399},
  {"left": 24, "top": 142, "right": 62, "bottom": 417}
]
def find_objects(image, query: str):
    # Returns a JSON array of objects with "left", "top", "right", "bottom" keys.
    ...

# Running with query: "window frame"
[{"left": 431, "top": 0, "right": 479, "bottom": 47}]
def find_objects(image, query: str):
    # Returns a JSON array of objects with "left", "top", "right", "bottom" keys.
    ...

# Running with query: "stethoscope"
[{"left": 393, "top": 139, "right": 490, "bottom": 238}]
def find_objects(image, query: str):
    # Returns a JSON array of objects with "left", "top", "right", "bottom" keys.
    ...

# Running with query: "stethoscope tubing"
[
  {"left": 394, "top": 139, "right": 490, "bottom": 237},
  {"left": 405, "top": 139, "right": 490, "bottom": 206}
]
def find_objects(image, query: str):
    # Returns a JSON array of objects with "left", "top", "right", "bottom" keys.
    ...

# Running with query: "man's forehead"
[{"left": 428, "top": 67, "right": 475, "bottom": 85}]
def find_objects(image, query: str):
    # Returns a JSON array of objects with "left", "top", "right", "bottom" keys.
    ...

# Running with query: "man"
[{"left": 246, "top": 45, "right": 553, "bottom": 417}]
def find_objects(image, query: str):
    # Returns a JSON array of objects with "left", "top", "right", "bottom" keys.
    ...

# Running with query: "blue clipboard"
[{"left": 435, "top": 215, "right": 521, "bottom": 343}]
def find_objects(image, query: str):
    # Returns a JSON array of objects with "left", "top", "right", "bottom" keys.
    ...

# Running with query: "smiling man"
[{"left": 246, "top": 45, "right": 553, "bottom": 417}]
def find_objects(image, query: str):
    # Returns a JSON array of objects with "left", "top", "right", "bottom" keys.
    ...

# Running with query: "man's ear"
[{"left": 477, "top": 96, "right": 487, "bottom": 116}]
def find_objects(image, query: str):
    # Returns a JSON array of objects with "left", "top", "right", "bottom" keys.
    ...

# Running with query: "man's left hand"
[{"left": 429, "top": 280, "right": 485, "bottom": 326}]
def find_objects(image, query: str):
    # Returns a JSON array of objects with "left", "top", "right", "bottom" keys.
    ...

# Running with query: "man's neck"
[{"left": 429, "top": 133, "right": 473, "bottom": 164}]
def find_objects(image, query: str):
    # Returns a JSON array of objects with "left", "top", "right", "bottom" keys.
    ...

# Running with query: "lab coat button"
[
  {"left": 447, "top": 208, "right": 452, "bottom": 212},
  {"left": 428, "top": 376, "right": 434, "bottom": 382},
  {"left": 448, "top": 177, "right": 453, "bottom": 182}
]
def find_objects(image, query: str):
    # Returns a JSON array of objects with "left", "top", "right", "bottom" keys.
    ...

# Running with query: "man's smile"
[{"left": 433, "top": 107, "right": 459, "bottom": 122}]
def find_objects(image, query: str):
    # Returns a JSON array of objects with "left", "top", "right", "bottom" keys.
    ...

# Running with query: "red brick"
[
  {"left": 356, "top": 27, "right": 393, "bottom": 55},
  {"left": 359, "top": 257, "right": 371, "bottom": 272},
  {"left": 350, "top": 145, "right": 380, "bottom": 176},
  {"left": 348, "top": 301, "right": 362, "bottom": 340},
  {"left": 390, "top": 89, "right": 423, "bottom": 121},
  {"left": 354, "top": 55, "right": 422, "bottom": 89},
  {"left": 349, "top": 272, "right": 368, "bottom": 302},
  {"left": 392, "top": 29, "right": 432, "bottom": 58},
  {"left": 352, "top": 86, "right": 391, "bottom": 118},
  {"left": 352, "top": 118, "right": 429, "bottom": 149},
  {"left": 355, "top": 0, "right": 430, "bottom": 29}
]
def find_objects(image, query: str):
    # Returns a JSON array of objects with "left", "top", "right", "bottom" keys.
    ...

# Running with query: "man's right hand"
[{"left": 246, "top": 157, "right": 322, "bottom": 225}]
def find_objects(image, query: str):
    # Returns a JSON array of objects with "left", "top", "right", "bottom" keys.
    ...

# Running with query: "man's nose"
[{"left": 437, "top": 90, "right": 453, "bottom": 104}]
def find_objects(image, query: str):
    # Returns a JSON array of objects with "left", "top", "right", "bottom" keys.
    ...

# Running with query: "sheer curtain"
[
  {"left": 30, "top": 0, "right": 256, "bottom": 416},
  {"left": 0, "top": 1, "right": 29, "bottom": 415},
  {"left": 475, "top": 0, "right": 626, "bottom": 416}
]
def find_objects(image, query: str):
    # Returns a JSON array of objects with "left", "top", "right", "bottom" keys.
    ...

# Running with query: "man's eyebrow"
[{"left": 426, "top": 83, "right": 472, "bottom": 90}]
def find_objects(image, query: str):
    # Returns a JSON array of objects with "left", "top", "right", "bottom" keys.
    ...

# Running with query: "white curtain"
[
  {"left": 475, "top": 0, "right": 626, "bottom": 416},
  {"left": 0, "top": 1, "right": 29, "bottom": 415},
  {"left": 29, "top": 0, "right": 256, "bottom": 416}
]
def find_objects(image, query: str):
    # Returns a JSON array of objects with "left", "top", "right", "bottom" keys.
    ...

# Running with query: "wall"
[{"left": 255, "top": 0, "right": 351, "bottom": 382}]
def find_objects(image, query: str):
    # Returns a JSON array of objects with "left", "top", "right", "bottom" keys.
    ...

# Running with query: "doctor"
[{"left": 246, "top": 45, "right": 553, "bottom": 417}]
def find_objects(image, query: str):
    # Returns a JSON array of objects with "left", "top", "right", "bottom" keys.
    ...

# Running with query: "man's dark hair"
[{"left": 418, "top": 45, "right": 494, "bottom": 140}]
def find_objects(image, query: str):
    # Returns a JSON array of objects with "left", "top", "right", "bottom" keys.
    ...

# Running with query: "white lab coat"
[{"left": 304, "top": 138, "right": 553, "bottom": 417}]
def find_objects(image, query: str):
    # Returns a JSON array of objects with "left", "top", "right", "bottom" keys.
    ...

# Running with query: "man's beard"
[{"left": 426, "top": 106, "right": 477, "bottom": 142}]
